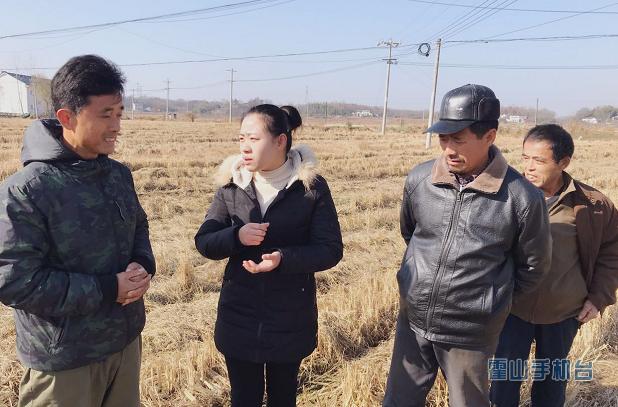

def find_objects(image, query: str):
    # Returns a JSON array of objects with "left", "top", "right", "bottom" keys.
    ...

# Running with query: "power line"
[
  {"left": 425, "top": 0, "right": 498, "bottom": 41},
  {"left": 443, "top": 33, "right": 618, "bottom": 43},
  {"left": 0, "top": 45, "right": 411, "bottom": 71},
  {"left": 119, "top": 27, "right": 408, "bottom": 64},
  {"left": 119, "top": 45, "right": 416, "bottom": 67},
  {"left": 409, "top": 0, "right": 618, "bottom": 14},
  {"left": 136, "top": 60, "right": 382, "bottom": 94},
  {"left": 138, "top": 0, "right": 297, "bottom": 23},
  {"left": 442, "top": 0, "right": 518, "bottom": 39},
  {"left": 479, "top": 1, "right": 618, "bottom": 40},
  {"left": 235, "top": 61, "right": 381, "bottom": 82},
  {"left": 399, "top": 61, "right": 618, "bottom": 69},
  {"left": 0, "top": 0, "right": 284, "bottom": 40},
  {"left": 2, "top": 31, "right": 615, "bottom": 72}
]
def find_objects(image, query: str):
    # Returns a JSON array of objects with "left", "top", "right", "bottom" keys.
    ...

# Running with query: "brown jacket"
[{"left": 573, "top": 177, "right": 618, "bottom": 313}]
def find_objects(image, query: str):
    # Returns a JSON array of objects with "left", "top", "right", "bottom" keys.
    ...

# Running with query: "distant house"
[
  {"left": 581, "top": 117, "right": 598, "bottom": 124},
  {"left": 0, "top": 71, "right": 49, "bottom": 116},
  {"left": 352, "top": 110, "right": 374, "bottom": 118},
  {"left": 505, "top": 115, "right": 527, "bottom": 123}
]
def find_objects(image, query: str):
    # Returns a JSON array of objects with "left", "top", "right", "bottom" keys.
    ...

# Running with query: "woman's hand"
[
  {"left": 238, "top": 223, "right": 269, "bottom": 246},
  {"left": 243, "top": 251, "right": 282, "bottom": 274}
]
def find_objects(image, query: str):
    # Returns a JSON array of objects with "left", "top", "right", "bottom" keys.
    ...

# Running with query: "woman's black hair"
[{"left": 243, "top": 104, "right": 302, "bottom": 152}]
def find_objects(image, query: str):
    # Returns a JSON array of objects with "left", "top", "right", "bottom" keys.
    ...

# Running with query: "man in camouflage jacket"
[{"left": 0, "top": 55, "right": 155, "bottom": 407}]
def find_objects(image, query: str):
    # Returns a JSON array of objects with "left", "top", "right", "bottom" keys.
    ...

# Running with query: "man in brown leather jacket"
[{"left": 490, "top": 124, "right": 618, "bottom": 407}]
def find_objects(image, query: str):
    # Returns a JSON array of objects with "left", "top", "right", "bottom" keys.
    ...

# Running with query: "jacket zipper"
[
  {"left": 261, "top": 187, "right": 289, "bottom": 222},
  {"left": 425, "top": 190, "right": 464, "bottom": 333},
  {"left": 238, "top": 183, "right": 292, "bottom": 359}
]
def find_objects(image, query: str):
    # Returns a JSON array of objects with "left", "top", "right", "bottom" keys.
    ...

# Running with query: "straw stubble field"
[{"left": 0, "top": 117, "right": 617, "bottom": 406}]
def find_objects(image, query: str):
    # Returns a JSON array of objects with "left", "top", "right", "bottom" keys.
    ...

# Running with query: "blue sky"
[{"left": 1, "top": 0, "right": 616, "bottom": 115}]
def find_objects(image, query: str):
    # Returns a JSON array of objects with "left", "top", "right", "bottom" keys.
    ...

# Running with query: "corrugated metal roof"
[{"left": 0, "top": 71, "right": 32, "bottom": 85}]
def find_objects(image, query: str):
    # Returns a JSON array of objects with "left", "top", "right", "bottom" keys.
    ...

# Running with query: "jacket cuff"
[
  {"left": 586, "top": 294, "right": 608, "bottom": 315},
  {"left": 97, "top": 274, "right": 118, "bottom": 304},
  {"left": 130, "top": 255, "right": 156, "bottom": 276},
  {"left": 233, "top": 225, "right": 242, "bottom": 248},
  {"left": 272, "top": 248, "right": 284, "bottom": 273}
]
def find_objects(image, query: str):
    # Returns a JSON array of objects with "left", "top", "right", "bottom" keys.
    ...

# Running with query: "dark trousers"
[
  {"left": 225, "top": 356, "right": 301, "bottom": 407},
  {"left": 383, "top": 312, "right": 497, "bottom": 407},
  {"left": 490, "top": 314, "right": 581, "bottom": 407}
]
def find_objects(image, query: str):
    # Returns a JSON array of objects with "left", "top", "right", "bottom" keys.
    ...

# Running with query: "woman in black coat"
[{"left": 195, "top": 104, "right": 343, "bottom": 407}]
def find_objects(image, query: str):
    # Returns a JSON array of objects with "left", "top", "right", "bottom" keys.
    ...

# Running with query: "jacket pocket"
[
  {"left": 49, "top": 317, "right": 70, "bottom": 354},
  {"left": 114, "top": 198, "right": 138, "bottom": 223},
  {"left": 26, "top": 314, "right": 68, "bottom": 351}
]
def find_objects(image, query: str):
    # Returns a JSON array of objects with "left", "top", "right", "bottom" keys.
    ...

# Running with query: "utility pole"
[
  {"left": 325, "top": 102, "right": 328, "bottom": 124},
  {"left": 131, "top": 88, "right": 135, "bottom": 120},
  {"left": 305, "top": 86, "right": 309, "bottom": 119},
  {"left": 165, "top": 79, "right": 170, "bottom": 120},
  {"left": 32, "top": 81, "right": 39, "bottom": 119},
  {"left": 378, "top": 39, "right": 400, "bottom": 135},
  {"left": 535, "top": 97, "right": 539, "bottom": 125},
  {"left": 227, "top": 68, "right": 236, "bottom": 123},
  {"left": 426, "top": 38, "right": 442, "bottom": 149}
]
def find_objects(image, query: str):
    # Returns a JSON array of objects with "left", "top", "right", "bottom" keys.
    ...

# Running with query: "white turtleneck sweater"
[{"left": 253, "top": 159, "right": 295, "bottom": 216}]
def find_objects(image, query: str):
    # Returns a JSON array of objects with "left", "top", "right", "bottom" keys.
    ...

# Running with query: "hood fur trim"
[{"left": 213, "top": 144, "right": 318, "bottom": 190}]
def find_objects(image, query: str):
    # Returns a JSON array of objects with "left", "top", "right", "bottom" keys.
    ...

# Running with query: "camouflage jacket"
[{"left": 0, "top": 119, "right": 155, "bottom": 371}]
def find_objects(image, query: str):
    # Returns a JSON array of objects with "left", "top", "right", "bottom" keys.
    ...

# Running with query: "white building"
[
  {"left": 581, "top": 117, "right": 598, "bottom": 124},
  {"left": 505, "top": 115, "right": 527, "bottom": 123},
  {"left": 352, "top": 110, "right": 373, "bottom": 117},
  {"left": 0, "top": 71, "right": 47, "bottom": 116}
]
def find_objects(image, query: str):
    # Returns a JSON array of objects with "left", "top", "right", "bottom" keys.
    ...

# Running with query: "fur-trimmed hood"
[{"left": 213, "top": 144, "right": 319, "bottom": 190}]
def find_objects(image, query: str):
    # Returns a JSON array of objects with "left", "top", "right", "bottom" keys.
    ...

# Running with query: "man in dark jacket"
[
  {"left": 490, "top": 124, "right": 618, "bottom": 407},
  {"left": 0, "top": 55, "right": 155, "bottom": 407},
  {"left": 383, "top": 84, "right": 551, "bottom": 407}
]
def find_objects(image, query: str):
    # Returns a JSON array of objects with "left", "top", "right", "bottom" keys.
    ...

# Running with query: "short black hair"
[
  {"left": 242, "top": 104, "right": 302, "bottom": 153},
  {"left": 469, "top": 120, "right": 499, "bottom": 138},
  {"left": 51, "top": 55, "right": 125, "bottom": 113},
  {"left": 524, "top": 124, "right": 574, "bottom": 163}
]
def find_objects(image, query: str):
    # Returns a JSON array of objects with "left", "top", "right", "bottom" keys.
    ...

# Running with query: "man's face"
[
  {"left": 522, "top": 139, "right": 569, "bottom": 193},
  {"left": 65, "top": 94, "right": 123, "bottom": 159},
  {"left": 438, "top": 127, "right": 495, "bottom": 175}
]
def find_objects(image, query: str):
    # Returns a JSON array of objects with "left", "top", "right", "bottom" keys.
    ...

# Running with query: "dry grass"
[{"left": 0, "top": 117, "right": 617, "bottom": 406}]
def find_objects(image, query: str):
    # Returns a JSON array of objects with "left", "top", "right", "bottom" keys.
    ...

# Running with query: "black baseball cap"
[{"left": 425, "top": 84, "right": 500, "bottom": 135}]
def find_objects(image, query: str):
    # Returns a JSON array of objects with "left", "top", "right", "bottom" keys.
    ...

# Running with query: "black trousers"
[
  {"left": 490, "top": 314, "right": 581, "bottom": 407},
  {"left": 225, "top": 356, "right": 302, "bottom": 407}
]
